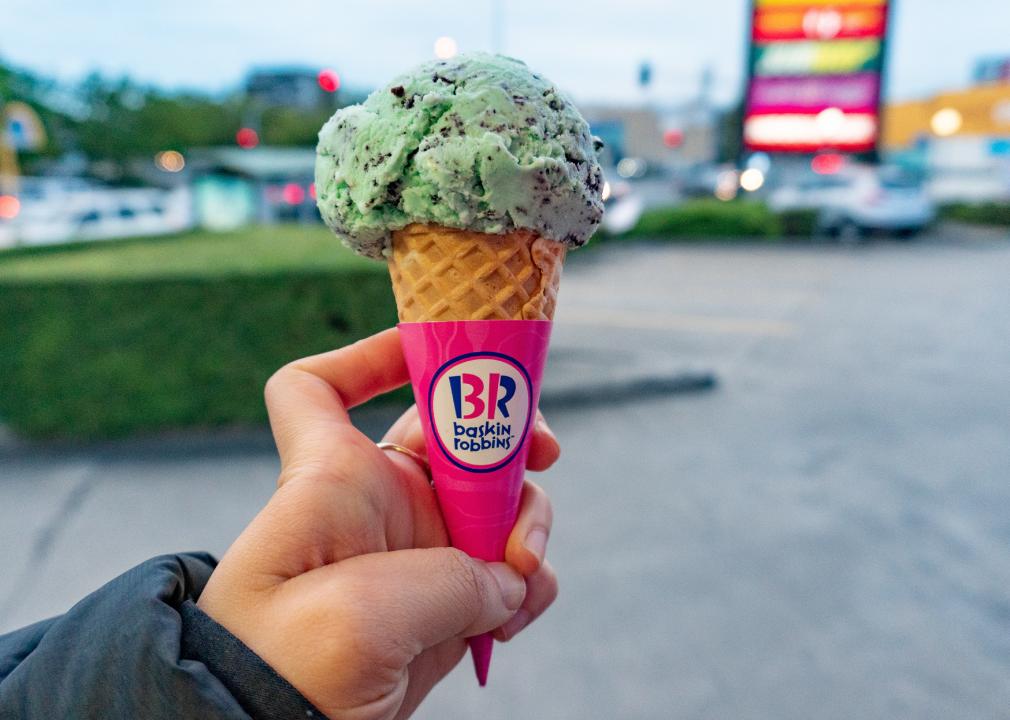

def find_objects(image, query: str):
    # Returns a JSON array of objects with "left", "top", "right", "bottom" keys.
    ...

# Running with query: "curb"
[
  {"left": 0, "top": 369, "right": 718, "bottom": 457},
  {"left": 541, "top": 370, "right": 717, "bottom": 410}
]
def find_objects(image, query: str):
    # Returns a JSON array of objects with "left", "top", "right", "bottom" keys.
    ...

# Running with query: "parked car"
[
  {"left": 0, "top": 179, "right": 193, "bottom": 247},
  {"left": 680, "top": 163, "right": 740, "bottom": 200},
  {"left": 768, "top": 164, "right": 935, "bottom": 239},
  {"left": 600, "top": 177, "right": 644, "bottom": 235}
]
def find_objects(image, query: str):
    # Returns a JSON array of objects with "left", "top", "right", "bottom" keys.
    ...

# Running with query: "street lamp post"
[{"left": 491, "top": 0, "right": 504, "bottom": 54}]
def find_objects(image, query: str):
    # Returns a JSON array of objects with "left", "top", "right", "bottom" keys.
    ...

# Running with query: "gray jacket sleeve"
[{"left": 0, "top": 553, "right": 325, "bottom": 719}]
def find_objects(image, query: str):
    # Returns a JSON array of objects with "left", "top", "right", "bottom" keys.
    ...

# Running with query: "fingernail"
[
  {"left": 524, "top": 527, "right": 549, "bottom": 565},
  {"left": 487, "top": 563, "right": 526, "bottom": 611},
  {"left": 500, "top": 609, "right": 532, "bottom": 640}
]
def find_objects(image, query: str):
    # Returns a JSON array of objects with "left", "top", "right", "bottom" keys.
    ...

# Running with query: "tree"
[{"left": 0, "top": 58, "right": 372, "bottom": 182}]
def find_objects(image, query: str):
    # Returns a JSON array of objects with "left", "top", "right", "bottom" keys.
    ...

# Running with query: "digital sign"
[{"left": 743, "top": 0, "right": 890, "bottom": 154}]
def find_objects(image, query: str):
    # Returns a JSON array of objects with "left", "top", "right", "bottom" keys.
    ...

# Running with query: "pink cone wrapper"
[{"left": 397, "top": 320, "right": 553, "bottom": 686}]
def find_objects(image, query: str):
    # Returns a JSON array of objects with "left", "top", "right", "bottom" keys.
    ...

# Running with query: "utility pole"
[
  {"left": 697, "top": 64, "right": 717, "bottom": 163},
  {"left": 637, "top": 60, "right": 652, "bottom": 102},
  {"left": 491, "top": 0, "right": 504, "bottom": 54}
]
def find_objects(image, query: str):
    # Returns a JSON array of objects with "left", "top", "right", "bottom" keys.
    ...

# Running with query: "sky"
[{"left": 2, "top": 0, "right": 1008, "bottom": 107}]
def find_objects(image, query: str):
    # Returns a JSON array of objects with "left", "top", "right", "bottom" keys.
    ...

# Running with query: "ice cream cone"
[
  {"left": 388, "top": 223, "right": 566, "bottom": 323},
  {"left": 317, "top": 52, "right": 603, "bottom": 690},
  {"left": 390, "top": 223, "right": 563, "bottom": 686}
]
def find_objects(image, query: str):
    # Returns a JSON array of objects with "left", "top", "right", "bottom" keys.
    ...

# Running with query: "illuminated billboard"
[{"left": 743, "top": 0, "right": 890, "bottom": 154}]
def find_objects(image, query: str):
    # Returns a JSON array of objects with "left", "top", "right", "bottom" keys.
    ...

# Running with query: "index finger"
[{"left": 265, "top": 328, "right": 408, "bottom": 467}]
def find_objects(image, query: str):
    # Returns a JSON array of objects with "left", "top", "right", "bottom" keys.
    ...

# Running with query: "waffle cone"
[{"left": 389, "top": 223, "right": 566, "bottom": 322}]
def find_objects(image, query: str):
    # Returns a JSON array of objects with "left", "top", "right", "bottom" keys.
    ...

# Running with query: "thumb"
[{"left": 325, "top": 547, "right": 526, "bottom": 662}]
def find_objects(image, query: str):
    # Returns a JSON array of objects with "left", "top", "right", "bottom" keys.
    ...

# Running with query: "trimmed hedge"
[
  {"left": 622, "top": 200, "right": 782, "bottom": 240},
  {"left": 777, "top": 209, "right": 819, "bottom": 237},
  {"left": 939, "top": 202, "right": 1010, "bottom": 227},
  {"left": 0, "top": 230, "right": 401, "bottom": 439}
]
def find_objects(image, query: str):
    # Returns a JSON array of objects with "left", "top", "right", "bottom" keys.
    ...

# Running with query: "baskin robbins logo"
[{"left": 428, "top": 351, "right": 534, "bottom": 472}]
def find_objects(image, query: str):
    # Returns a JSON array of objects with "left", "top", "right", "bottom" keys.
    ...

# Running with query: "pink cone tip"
[{"left": 469, "top": 633, "right": 494, "bottom": 686}]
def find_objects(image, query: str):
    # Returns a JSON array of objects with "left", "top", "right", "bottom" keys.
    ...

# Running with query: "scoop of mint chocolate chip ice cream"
[{"left": 315, "top": 53, "right": 604, "bottom": 259}]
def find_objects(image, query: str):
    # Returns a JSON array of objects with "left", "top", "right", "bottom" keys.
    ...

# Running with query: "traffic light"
[
  {"left": 236, "top": 128, "right": 259, "bottom": 149},
  {"left": 318, "top": 69, "right": 340, "bottom": 93}
]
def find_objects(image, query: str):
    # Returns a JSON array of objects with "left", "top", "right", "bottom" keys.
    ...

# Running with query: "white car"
[
  {"left": 768, "top": 165, "right": 935, "bottom": 239},
  {"left": 0, "top": 181, "right": 193, "bottom": 247},
  {"left": 600, "top": 178, "right": 644, "bottom": 235}
]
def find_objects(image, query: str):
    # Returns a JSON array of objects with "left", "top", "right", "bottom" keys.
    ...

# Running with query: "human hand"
[{"left": 197, "top": 329, "right": 560, "bottom": 720}]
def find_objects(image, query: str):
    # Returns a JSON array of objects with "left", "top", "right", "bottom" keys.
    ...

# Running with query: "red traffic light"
[
  {"left": 318, "top": 69, "right": 340, "bottom": 93},
  {"left": 236, "top": 128, "right": 259, "bottom": 149},
  {"left": 663, "top": 129, "right": 683, "bottom": 149},
  {"left": 811, "top": 153, "right": 844, "bottom": 175}
]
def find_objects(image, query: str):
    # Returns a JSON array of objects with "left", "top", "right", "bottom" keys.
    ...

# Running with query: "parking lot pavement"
[{"left": 3, "top": 225, "right": 1009, "bottom": 719}]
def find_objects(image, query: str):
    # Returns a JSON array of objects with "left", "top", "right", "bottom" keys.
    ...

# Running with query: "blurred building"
[
  {"left": 245, "top": 67, "right": 336, "bottom": 110},
  {"left": 883, "top": 68, "right": 1010, "bottom": 201},
  {"left": 884, "top": 85, "right": 1010, "bottom": 148},
  {"left": 188, "top": 147, "right": 318, "bottom": 229},
  {"left": 582, "top": 106, "right": 717, "bottom": 168},
  {"left": 974, "top": 56, "right": 1010, "bottom": 85},
  {"left": 583, "top": 107, "right": 664, "bottom": 165}
]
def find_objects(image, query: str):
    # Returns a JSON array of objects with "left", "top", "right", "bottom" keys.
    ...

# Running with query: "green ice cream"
[{"left": 315, "top": 53, "right": 604, "bottom": 259}]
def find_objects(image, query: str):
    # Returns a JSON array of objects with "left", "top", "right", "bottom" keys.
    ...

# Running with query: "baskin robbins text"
[{"left": 449, "top": 373, "right": 517, "bottom": 453}]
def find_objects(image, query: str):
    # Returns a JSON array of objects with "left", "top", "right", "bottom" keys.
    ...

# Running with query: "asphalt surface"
[{"left": 3, "top": 224, "right": 1009, "bottom": 719}]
